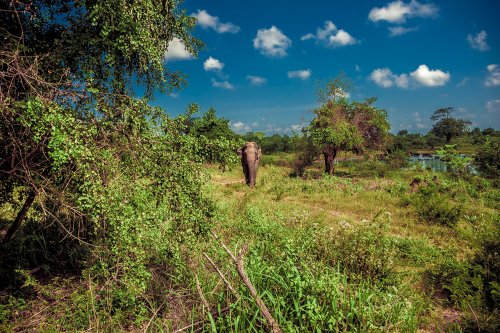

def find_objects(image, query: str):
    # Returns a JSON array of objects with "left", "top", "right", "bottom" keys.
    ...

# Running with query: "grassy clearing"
[{"left": 1, "top": 154, "right": 498, "bottom": 332}]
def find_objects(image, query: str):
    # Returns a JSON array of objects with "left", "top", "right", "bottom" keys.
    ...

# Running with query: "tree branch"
[{"left": 212, "top": 231, "right": 282, "bottom": 333}]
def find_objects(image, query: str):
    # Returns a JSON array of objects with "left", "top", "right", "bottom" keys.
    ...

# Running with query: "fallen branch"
[
  {"left": 203, "top": 252, "right": 239, "bottom": 299},
  {"left": 212, "top": 231, "right": 282, "bottom": 333},
  {"left": 194, "top": 273, "right": 212, "bottom": 314}
]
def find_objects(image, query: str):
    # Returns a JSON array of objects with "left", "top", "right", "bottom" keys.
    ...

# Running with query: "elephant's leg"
[
  {"left": 250, "top": 165, "right": 257, "bottom": 187},
  {"left": 242, "top": 160, "right": 250, "bottom": 185}
]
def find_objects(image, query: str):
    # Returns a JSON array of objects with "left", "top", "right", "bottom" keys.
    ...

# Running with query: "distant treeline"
[
  {"left": 243, "top": 132, "right": 301, "bottom": 154},
  {"left": 242, "top": 127, "right": 500, "bottom": 154},
  {"left": 390, "top": 127, "right": 500, "bottom": 152}
]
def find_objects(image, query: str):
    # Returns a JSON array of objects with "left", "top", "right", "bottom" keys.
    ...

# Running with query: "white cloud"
[
  {"left": 203, "top": 57, "right": 224, "bottom": 71},
  {"left": 288, "top": 69, "right": 312, "bottom": 80},
  {"left": 231, "top": 121, "right": 251, "bottom": 133},
  {"left": 410, "top": 64, "right": 450, "bottom": 87},
  {"left": 371, "top": 65, "right": 449, "bottom": 88},
  {"left": 355, "top": 64, "right": 361, "bottom": 72},
  {"left": 486, "top": 99, "right": 500, "bottom": 113},
  {"left": 370, "top": 68, "right": 409, "bottom": 88},
  {"left": 191, "top": 9, "right": 240, "bottom": 34},
  {"left": 369, "top": 0, "right": 438, "bottom": 23},
  {"left": 485, "top": 64, "right": 500, "bottom": 87},
  {"left": 164, "top": 37, "right": 193, "bottom": 61},
  {"left": 388, "top": 25, "right": 419, "bottom": 37},
  {"left": 211, "top": 79, "right": 234, "bottom": 90},
  {"left": 247, "top": 75, "right": 267, "bottom": 86},
  {"left": 467, "top": 30, "right": 489, "bottom": 52},
  {"left": 253, "top": 26, "right": 292, "bottom": 57},
  {"left": 394, "top": 74, "right": 410, "bottom": 88},
  {"left": 370, "top": 68, "right": 394, "bottom": 87},
  {"left": 329, "top": 30, "right": 357, "bottom": 47},
  {"left": 301, "top": 21, "right": 358, "bottom": 47}
]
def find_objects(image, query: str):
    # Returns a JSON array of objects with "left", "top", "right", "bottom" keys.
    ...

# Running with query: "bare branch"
[{"left": 212, "top": 231, "right": 283, "bottom": 333}]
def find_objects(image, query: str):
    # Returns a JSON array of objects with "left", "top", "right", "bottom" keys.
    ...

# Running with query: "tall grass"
[{"left": 2, "top": 155, "right": 498, "bottom": 332}]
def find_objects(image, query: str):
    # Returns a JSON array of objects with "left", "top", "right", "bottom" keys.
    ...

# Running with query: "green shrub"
[
  {"left": 406, "top": 181, "right": 464, "bottom": 227},
  {"left": 428, "top": 228, "right": 500, "bottom": 332},
  {"left": 385, "top": 149, "right": 410, "bottom": 169},
  {"left": 350, "top": 161, "right": 390, "bottom": 177},
  {"left": 474, "top": 138, "right": 500, "bottom": 180},
  {"left": 315, "top": 212, "right": 396, "bottom": 282},
  {"left": 436, "top": 144, "right": 473, "bottom": 176}
]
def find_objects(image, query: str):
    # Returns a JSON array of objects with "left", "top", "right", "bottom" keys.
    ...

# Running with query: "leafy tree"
[
  {"left": 244, "top": 131, "right": 266, "bottom": 143},
  {"left": 430, "top": 107, "right": 471, "bottom": 143},
  {"left": 0, "top": 0, "right": 239, "bottom": 307},
  {"left": 299, "top": 78, "right": 390, "bottom": 175},
  {"left": 482, "top": 128, "right": 496, "bottom": 136},
  {"left": 397, "top": 130, "right": 409, "bottom": 136},
  {"left": 188, "top": 106, "right": 243, "bottom": 167}
]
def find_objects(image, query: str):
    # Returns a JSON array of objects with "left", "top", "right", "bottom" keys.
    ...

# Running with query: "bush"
[
  {"left": 427, "top": 222, "right": 500, "bottom": 332},
  {"left": 315, "top": 212, "right": 396, "bottom": 282},
  {"left": 436, "top": 144, "right": 473, "bottom": 176},
  {"left": 385, "top": 149, "right": 410, "bottom": 169},
  {"left": 406, "top": 180, "right": 463, "bottom": 227},
  {"left": 475, "top": 138, "right": 500, "bottom": 180}
]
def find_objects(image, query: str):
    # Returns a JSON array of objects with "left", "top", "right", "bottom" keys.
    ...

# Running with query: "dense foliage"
[
  {"left": 298, "top": 79, "right": 390, "bottom": 175},
  {"left": 0, "top": 0, "right": 240, "bottom": 313},
  {"left": 188, "top": 106, "right": 244, "bottom": 168},
  {"left": 475, "top": 137, "right": 500, "bottom": 180}
]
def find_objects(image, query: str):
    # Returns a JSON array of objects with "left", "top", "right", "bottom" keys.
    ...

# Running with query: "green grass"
[{"left": 2, "top": 154, "right": 498, "bottom": 332}]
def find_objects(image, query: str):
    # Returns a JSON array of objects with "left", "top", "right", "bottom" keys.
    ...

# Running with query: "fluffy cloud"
[
  {"left": 164, "top": 37, "right": 192, "bottom": 61},
  {"left": 231, "top": 121, "right": 251, "bottom": 133},
  {"left": 288, "top": 69, "right": 312, "bottom": 80},
  {"left": 388, "top": 25, "right": 419, "bottom": 37},
  {"left": 410, "top": 65, "right": 450, "bottom": 87},
  {"left": 211, "top": 79, "right": 234, "bottom": 90},
  {"left": 191, "top": 10, "right": 240, "bottom": 33},
  {"left": 467, "top": 31, "right": 489, "bottom": 52},
  {"left": 486, "top": 99, "right": 500, "bottom": 113},
  {"left": 369, "top": 0, "right": 438, "bottom": 23},
  {"left": 370, "top": 68, "right": 409, "bottom": 88},
  {"left": 301, "top": 21, "right": 357, "bottom": 47},
  {"left": 247, "top": 75, "right": 267, "bottom": 86},
  {"left": 253, "top": 26, "right": 291, "bottom": 57},
  {"left": 203, "top": 57, "right": 224, "bottom": 71},
  {"left": 370, "top": 64, "right": 449, "bottom": 88},
  {"left": 485, "top": 64, "right": 500, "bottom": 87}
]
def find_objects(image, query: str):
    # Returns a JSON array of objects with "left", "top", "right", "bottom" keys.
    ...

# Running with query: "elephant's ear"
[
  {"left": 257, "top": 146, "right": 262, "bottom": 159},
  {"left": 237, "top": 148, "right": 243, "bottom": 157}
]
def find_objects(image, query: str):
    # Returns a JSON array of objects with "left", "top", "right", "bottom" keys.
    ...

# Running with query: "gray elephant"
[{"left": 238, "top": 142, "right": 262, "bottom": 188}]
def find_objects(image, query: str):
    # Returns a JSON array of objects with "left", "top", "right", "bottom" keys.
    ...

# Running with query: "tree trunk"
[
  {"left": 323, "top": 149, "right": 337, "bottom": 175},
  {"left": 2, "top": 189, "right": 36, "bottom": 244}
]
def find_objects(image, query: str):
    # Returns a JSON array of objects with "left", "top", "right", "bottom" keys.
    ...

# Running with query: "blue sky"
[{"left": 157, "top": 0, "right": 500, "bottom": 134}]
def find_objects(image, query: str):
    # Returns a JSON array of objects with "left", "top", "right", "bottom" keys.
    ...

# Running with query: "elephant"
[{"left": 238, "top": 142, "right": 262, "bottom": 188}]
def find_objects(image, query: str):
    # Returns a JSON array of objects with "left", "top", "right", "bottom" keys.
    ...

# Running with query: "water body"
[
  {"left": 408, "top": 155, "right": 447, "bottom": 172},
  {"left": 408, "top": 154, "right": 477, "bottom": 174}
]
